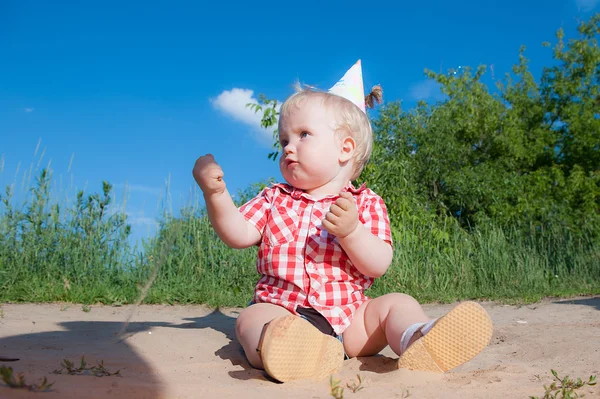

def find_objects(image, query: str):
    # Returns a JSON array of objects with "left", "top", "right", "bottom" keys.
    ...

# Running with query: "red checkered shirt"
[{"left": 238, "top": 182, "right": 392, "bottom": 335}]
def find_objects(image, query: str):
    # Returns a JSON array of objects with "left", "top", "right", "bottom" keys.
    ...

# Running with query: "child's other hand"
[
  {"left": 192, "top": 154, "right": 226, "bottom": 196},
  {"left": 322, "top": 192, "right": 358, "bottom": 238}
]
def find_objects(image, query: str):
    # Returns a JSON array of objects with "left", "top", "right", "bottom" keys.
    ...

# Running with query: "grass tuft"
[
  {"left": 0, "top": 366, "right": 54, "bottom": 392},
  {"left": 530, "top": 369, "right": 597, "bottom": 399},
  {"left": 52, "top": 356, "right": 121, "bottom": 377},
  {"left": 346, "top": 374, "right": 365, "bottom": 393},
  {"left": 329, "top": 374, "right": 368, "bottom": 398},
  {"left": 329, "top": 375, "right": 344, "bottom": 399}
]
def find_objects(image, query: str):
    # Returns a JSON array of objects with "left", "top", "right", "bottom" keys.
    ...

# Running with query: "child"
[{"left": 193, "top": 60, "right": 493, "bottom": 382}]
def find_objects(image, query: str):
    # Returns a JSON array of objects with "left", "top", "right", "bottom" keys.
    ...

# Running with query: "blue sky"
[{"left": 1, "top": 0, "right": 598, "bottom": 246}]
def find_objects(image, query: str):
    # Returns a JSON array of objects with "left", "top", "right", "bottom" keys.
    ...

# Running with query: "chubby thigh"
[
  {"left": 342, "top": 298, "right": 389, "bottom": 358},
  {"left": 235, "top": 302, "right": 293, "bottom": 369},
  {"left": 342, "top": 293, "right": 430, "bottom": 358}
]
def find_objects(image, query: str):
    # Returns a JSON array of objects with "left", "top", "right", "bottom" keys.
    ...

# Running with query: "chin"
[
  {"left": 282, "top": 175, "right": 308, "bottom": 190},
  {"left": 282, "top": 170, "right": 330, "bottom": 191},
  {"left": 284, "top": 178, "right": 305, "bottom": 189}
]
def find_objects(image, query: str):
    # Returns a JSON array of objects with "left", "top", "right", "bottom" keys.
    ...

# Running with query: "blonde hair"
[{"left": 278, "top": 84, "right": 383, "bottom": 180}]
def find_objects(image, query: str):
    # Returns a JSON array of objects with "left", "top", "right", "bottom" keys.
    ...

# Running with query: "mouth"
[{"left": 285, "top": 159, "right": 299, "bottom": 168}]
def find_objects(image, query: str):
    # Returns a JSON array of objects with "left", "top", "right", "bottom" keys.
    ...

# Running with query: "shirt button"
[{"left": 309, "top": 296, "right": 316, "bottom": 304}]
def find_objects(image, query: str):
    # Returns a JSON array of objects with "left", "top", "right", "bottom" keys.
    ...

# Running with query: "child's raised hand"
[
  {"left": 192, "top": 154, "right": 226, "bottom": 196},
  {"left": 322, "top": 192, "right": 359, "bottom": 238}
]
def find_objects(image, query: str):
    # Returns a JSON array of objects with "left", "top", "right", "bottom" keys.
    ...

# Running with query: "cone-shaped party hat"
[{"left": 328, "top": 59, "right": 366, "bottom": 113}]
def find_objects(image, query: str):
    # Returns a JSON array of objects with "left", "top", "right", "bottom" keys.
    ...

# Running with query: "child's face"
[{"left": 278, "top": 96, "right": 351, "bottom": 191}]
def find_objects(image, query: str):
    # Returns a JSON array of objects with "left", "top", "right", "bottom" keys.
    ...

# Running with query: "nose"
[{"left": 283, "top": 143, "right": 295, "bottom": 155}]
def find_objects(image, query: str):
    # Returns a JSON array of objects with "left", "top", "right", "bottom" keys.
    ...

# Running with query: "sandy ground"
[{"left": 0, "top": 297, "right": 599, "bottom": 399}]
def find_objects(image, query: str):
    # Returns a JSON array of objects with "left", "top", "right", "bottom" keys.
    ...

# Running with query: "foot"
[
  {"left": 396, "top": 301, "right": 493, "bottom": 373},
  {"left": 257, "top": 315, "right": 345, "bottom": 382}
]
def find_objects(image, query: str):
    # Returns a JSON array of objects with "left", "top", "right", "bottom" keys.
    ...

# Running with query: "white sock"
[
  {"left": 421, "top": 318, "right": 437, "bottom": 334},
  {"left": 400, "top": 318, "right": 438, "bottom": 354}
]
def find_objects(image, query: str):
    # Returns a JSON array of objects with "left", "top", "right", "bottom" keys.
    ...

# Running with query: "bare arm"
[
  {"left": 193, "top": 154, "right": 261, "bottom": 249},
  {"left": 336, "top": 225, "right": 393, "bottom": 278},
  {"left": 204, "top": 189, "right": 261, "bottom": 249},
  {"left": 322, "top": 192, "right": 393, "bottom": 278}
]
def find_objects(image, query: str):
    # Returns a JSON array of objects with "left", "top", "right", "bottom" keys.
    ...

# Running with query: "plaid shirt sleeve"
[
  {"left": 358, "top": 191, "right": 393, "bottom": 246},
  {"left": 238, "top": 187, "right": 273, "bottom": 234}
]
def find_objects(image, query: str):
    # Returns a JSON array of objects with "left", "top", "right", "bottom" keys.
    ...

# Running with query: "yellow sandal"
[
  {"left": 397, "top": 301, "right": 493, "bottom": 373},
  {"left": 258, "top": 315, "right": 345, "bottom": 382}
]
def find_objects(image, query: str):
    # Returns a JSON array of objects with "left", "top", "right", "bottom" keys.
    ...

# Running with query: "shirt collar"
[{"left": 272, "top": 181, "right": 366, "bottom": 201}]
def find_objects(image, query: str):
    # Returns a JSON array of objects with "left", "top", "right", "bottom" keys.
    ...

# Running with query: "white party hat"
[{"left": 328, "top": 60, "right": 366, "bottom": 113}]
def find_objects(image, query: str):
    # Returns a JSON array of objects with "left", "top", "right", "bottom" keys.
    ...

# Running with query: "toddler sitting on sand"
[{"left": 193, "top": 60, "right": 493, "bottom": 382}]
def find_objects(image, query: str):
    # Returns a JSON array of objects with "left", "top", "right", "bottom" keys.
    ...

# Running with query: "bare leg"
[
  {"left": 342, "top": 293, "right": 430, "bottom": 358},
  {"left": 235, "top": 303, "right": 293, "bottom": 369}
]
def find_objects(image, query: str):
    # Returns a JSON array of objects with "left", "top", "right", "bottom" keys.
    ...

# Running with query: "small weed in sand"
[
  {"left": 0, "top": 306, "right": 4, "bottom": 318},
  {"left": 60, "top": 304, "right": 70, "bottom": 311},
  {"left": 530, "top": 369, "right": 597, "bottom": 399},
  {"left": 330, "top": 374, "right": 371, "bottom": 398},
  {"left": 346, "top": 374, "right": 365, "bottom": 393},
  {"left": 53, "top": 357, "right": 121, "bottom": 377},
  {"left": 0, "top": 366, "right": 54, "bottom": 392},
  {"left": 330, "top": 376, "right": 344, "bottom": 399},
  {"left": 81, "top": 305, "right": 91, "bottom": 313}
]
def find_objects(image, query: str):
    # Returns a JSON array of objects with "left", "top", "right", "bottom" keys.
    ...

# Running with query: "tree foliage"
[
  {"left": 248, "top": 14, "right": 600, "bottom": 237},
  {"left": 246, "top": 94, "right": 281, "bottom": 161}
]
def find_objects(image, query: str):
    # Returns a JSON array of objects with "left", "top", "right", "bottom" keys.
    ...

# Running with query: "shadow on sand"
[
  {"left": 174, "top": 308, "right": 270, "bottom": 382},
  {"left": 0, "top": 304, "right": 420, "bottom": 396},
  {"left": 0, "top": 305, "right": 269, "bottom": 397},
  {"left": 552, "top": 296, "right": 600, "bottom": 311},
  {"left": 0, "top": 318, "right": 173, "bottom": 398}
]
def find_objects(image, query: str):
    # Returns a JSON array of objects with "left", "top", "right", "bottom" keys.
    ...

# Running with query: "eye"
[
  {"left": 300, "top": 131, "right": 309, "bottom": 138},
  {"left": 280, "top": 139, "right": 289, "bottom": 147}
]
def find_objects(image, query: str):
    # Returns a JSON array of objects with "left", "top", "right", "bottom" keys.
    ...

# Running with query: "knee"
[
  {"left": 234, "top": 307, "right": 265, "bottom": 347},
  {"left": 384, "top": 293, "right": 421, "bottom": 309},
  {"left": 235, "top": 309, "right": 250, "bottom": 341},
  {"left": 235, "top": 310, "right": 264, "bottom": 369}
]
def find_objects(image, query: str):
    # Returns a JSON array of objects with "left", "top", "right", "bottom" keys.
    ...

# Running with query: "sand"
[{"left": 0, "top": 297, "right": 599, "bottom": 398}]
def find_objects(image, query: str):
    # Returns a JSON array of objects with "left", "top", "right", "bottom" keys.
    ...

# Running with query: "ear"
[{"left": 339, "top": 135, "right": 356, "bottom": 163}]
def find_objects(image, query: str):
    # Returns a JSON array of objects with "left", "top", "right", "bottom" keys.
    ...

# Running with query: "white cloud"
[
  {"left": 410, "top": 80, "right": 446, "bottom": 102},
  {"left": 210, "top": 88, "right": 279, "bottom": 147},
  {"left": 24, "top": 108, "right": 34, "bottom": 113},
  {"left": 576, "top": 0, "right": 600, "bottom": 11}
]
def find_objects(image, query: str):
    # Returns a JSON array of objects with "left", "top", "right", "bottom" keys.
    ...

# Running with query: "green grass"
[
  {"left": 530, "top": 369, "right": 597, "bottom": 399},
  {"left": 1, "top": 167, "right": 599, "bottom": 307},
  {"left": 0, "top": 366, "right": 54, "bottom": 392},
  {"left": 367, "top": 221, "right": 600, "bottom": 304},
  {"left": 53, "top": 356, "right": 121, "bottom": 377}
]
